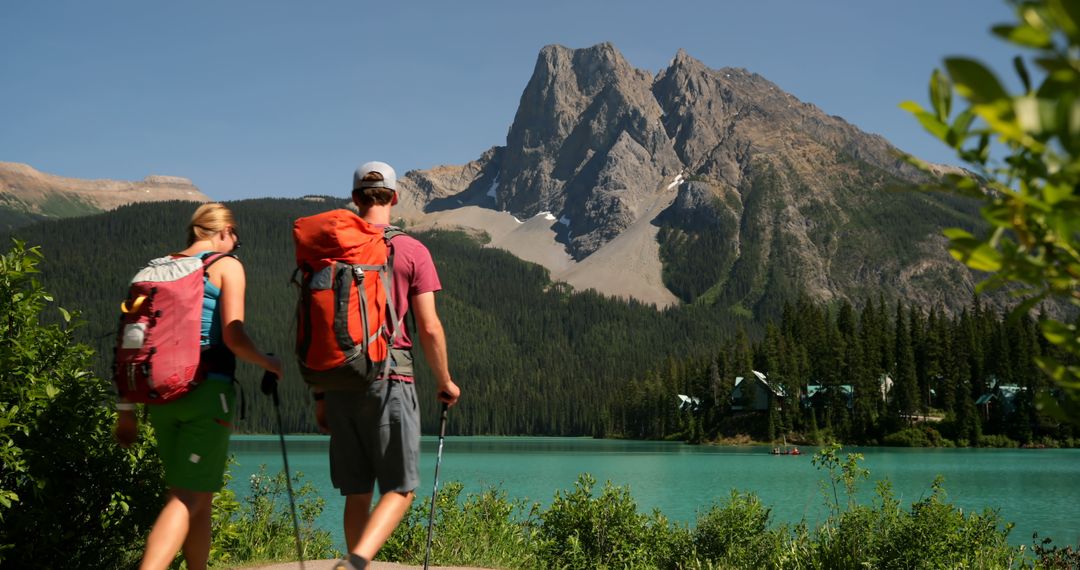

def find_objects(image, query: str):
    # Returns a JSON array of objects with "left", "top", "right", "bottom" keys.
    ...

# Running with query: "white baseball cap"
[{"left": 353, "top": 161, "right": 398, "bottom": 205}]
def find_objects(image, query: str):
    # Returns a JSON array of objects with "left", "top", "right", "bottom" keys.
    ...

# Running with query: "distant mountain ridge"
[
  {"left": 394, "top": 42, "right": 986, "bottom": 316},
  {"left": 0, "top": 162, "right": 209, "bottom": 230}
]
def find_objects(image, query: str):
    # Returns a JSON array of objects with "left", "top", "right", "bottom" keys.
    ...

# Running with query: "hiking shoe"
[{"left": 332, "top": 554, "right": 368, "bottom": 570}]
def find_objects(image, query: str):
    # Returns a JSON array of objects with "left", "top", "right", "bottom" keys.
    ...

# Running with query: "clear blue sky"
[{"left": 2, "top": 1, "right": 1017, "bottom": 201}]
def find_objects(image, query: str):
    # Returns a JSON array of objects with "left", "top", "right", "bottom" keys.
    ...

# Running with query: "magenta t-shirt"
[{"left": 385, "top": 233, "right": 441, "bottom": 350}]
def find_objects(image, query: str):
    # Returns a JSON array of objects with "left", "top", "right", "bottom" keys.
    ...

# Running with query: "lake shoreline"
[
  {"left": 228, "top": 435, "right": 1080, "bottom": 548},
  {"left": 233, "top": 430, "right": 1079, "bottom": 450}
]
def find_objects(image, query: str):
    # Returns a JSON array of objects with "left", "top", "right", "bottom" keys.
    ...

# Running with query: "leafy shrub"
[
  {"left": 882, "top": 425, "right": 948, "bottom": 447},
  {"left": 382, "top": 482, "right": 541, "bottom": 569},
  {"left": 209, "top": 464, "right": 335, "bottom": 567},
  {"left": 378, "top": 457, "right": 1029, "bottom": 570},
  {"left": 537, "top": 473, "right": 691, "bottom": 569},
  {"left": 810, "top": 445, "right": 1023, "bottom": 569},
  {"left": 902, "top": 0, "right": 1080, "bottom": 419},
  {"left": 693, "top": 491, "right": 789, "bottom": 568},
  {"left": 0, "top": 240, "right": 164, "bottom": 567},
  {"left": 1032, "top": 532, "right": 1080, "bottom": 570},
  {"left": 978, "top": 434, "right": 1020, "bottom": 448}
]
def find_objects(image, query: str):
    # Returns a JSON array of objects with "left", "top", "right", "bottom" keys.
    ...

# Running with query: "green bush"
[
  {"left": 882, "top": 425, "right": 949, "bottom": 447},
  {"left": 382, "top": 482, "right": 541, "bottom": 569},
  {"left": 0, "top": 240, "right": 164, "bottom": 567},
  {"left": 376, "top": 452, "right": 1033, "bottom": 570},
  {"left": 978, "top": 434, "right": 1021, "bottom": 448},
  {"left": 537, "top": 473, "right": 691, "bottom": 569},
  {"left": 693, "top": 491, "right": 789, "bottom": 568},
  {"left": 809, "top": 446, "right": 1023, "bottom": 569},
  {"left": 208, "top": 464, "right": 335, "bottom": 567},
  {"left": 902, "top": 0, "right": 1080, "bottom": 419}
]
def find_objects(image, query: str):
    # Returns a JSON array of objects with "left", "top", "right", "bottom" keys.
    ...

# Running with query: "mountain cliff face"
[
  {"left": 497, "top": 44, "right": 683, "bottom": 256},
  {"left": 399, "top": 42, "right": 987, "bottom": 316},
  {"left": 0, "top": 162, "right": 209, "bottom": 230}
]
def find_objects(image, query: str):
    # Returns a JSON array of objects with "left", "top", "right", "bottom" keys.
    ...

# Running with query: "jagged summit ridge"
[
  {"left": 498, "top": 43, "right": 681, "bottom": 257},
  {"left": 397, "top": 42, "right": 984, "bottom": 315}
]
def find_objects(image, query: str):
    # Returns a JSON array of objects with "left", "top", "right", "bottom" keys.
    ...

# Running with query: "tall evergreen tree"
[{"left": 892, "top": 303, "right": 920, "bottom": 421}]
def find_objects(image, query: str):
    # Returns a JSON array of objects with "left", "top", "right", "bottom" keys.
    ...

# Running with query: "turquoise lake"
[{"left": 228, "top": 436, "right": 1079, "bottom": 549}]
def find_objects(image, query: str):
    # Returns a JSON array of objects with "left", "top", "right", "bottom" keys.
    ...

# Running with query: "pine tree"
[{"left": 892, "top": 303, "right": 919, "bottom": 421}]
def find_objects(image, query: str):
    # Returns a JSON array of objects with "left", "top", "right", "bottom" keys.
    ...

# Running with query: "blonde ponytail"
[{"left": 187, "top": 203, "right": 236, "bottom": 246}]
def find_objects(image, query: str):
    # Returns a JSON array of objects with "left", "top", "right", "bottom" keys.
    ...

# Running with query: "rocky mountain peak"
[
  {"left": 533, "top": 42, "right": 641, "bottom": 93},
  {"left": 497, "top": 43, "right": 681, "bottom": 257},
  {"left": 398, "top": 43, "right": 985, "bottom": 315},
  {"left": 667, "top": 48, "right": 708, "bottom": 75}
]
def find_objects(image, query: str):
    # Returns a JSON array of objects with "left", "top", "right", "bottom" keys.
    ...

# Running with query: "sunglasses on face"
[{"left": 227, "top": 228, "right": 241, "bottom": 252}]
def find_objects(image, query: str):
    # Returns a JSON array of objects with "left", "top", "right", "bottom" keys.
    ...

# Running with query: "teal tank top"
[{"left": 197, "top": 251, "right": 223, "bottom": 347}]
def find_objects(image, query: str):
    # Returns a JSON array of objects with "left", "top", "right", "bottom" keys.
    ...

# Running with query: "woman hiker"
[{"left": 114, "top": 203, "right": 282, "bottom": 570}]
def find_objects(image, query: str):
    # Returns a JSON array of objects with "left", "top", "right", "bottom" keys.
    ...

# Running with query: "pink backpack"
[{"left": 112, "top": 253, "right": 231, "bottom": 404}]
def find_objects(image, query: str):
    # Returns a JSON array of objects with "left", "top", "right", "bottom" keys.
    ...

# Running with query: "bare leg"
[
  {"left": 344, "top": 493, "right": 374, "bottom": 553},
  {"left": 354, "top": 491, "right": 415, "bottom": 561},
  {"left": 140, "top": 488, "right": 214, "bottom": 570},
  {"left": 182, "top": 493, "right": 214, "bottom": 570}
]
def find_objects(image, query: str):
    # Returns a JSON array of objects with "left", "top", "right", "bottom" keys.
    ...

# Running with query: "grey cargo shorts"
[{"left": 324, "top": 378, "right": 420, "bottom": 496}]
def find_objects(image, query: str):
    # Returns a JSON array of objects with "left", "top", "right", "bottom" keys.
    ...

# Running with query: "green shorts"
[{"left": 148, "top": 377, "right": 236, "bottom": 492}]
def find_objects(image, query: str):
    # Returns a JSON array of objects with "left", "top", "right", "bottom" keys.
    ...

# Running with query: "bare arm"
[
  {"left": 412, "top": 291, "right": 460, "bottom": 406},
  {"left": 216, "top": 257, "right": 282, "bottom": 376}
]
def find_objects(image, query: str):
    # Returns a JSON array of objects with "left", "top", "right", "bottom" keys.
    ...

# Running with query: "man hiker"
[{"left": 308, "top": 161, "right": 461, "bottom": 570}]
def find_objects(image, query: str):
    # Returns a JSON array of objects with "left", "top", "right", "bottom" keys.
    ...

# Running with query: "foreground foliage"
[
  {"left": 903, "top": 0, "right": 1080, "bottom": 418},
  {"left": 385, "top": 445, "right": 1045, "bottom": 569},
  {"left": 0, "top": 240, "right": 332, "bottom": 569},
  {"left": 208, "top": 464, "right": 335, "bottom": 568},
  {"left": 0, "top": 240, "right": 164, "bottom": 567}
]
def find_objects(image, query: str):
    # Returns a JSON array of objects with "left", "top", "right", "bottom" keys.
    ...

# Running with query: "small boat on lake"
[{"left": 771, "top": 437, "right": 801, "bottom": 455}]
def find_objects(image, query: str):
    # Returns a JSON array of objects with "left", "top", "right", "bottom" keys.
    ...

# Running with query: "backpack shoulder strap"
[
  {"left": 383, "top": 225, "right": 407, "bottom": 243},
  {"left": 378, "top": 226, "right": 407, "bottom": 348},
  {"left": 200, "top": 252, "right": 236, "bottom": 271},
  {"left": 200, "top": 252, "right": 237, "bottom": 285}
]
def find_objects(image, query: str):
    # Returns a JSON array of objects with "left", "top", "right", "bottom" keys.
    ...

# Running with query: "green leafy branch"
[{"left": 901, "top": 0, "right": 1080, "bottom": 418}]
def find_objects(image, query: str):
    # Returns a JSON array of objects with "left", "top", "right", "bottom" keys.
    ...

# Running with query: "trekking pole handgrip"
[
  {"left": 261, "top": 369, "right": 280, "bottom": 406},
  {"left": 260, "top": 352, "right": 278, "bottom": 395}
]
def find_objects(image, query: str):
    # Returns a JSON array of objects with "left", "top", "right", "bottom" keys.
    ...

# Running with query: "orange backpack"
[{"left": 292, "top": 209, "right": 403, "bottom": 384}]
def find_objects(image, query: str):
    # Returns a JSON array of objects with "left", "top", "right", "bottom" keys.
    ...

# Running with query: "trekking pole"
[
  {"left": 261, "top": 368, "right": 306, "bottom": 570},
  {"left": 423, "top": 401, "right": 450, "bottom": 570}
]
